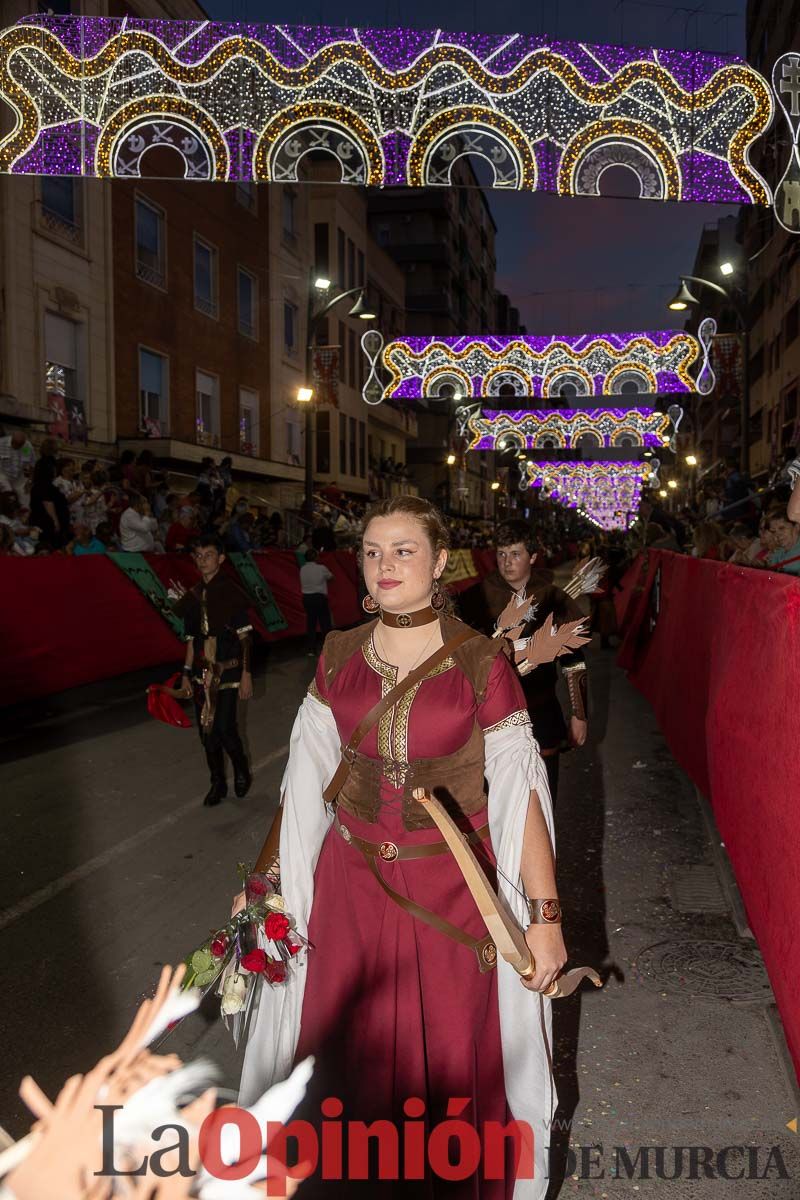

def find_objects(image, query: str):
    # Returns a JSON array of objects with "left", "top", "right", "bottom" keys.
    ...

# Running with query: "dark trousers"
[
  {"left": 303, "top": 592, "right": 332, "bottom": 654},
  {"left": 194, "top": 687, "right": 247, "bottom": 782}
]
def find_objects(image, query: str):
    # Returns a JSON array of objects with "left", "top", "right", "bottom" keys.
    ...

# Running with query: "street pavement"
[{"left": 1, "top": 633, "right": 799, "bottom": 1195}]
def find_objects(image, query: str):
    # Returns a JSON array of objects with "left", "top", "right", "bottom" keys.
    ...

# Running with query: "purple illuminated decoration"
[
  {"left": 466, "top": 407, "right": 675, "bottom": 451},
  {"left": 0, "top": 17, "right": 772, "bottom": 206},
  {"left": 524, "top": 460, "right": 654, "bottom": 530},
  {"left": 381, "top": 330, "right": 709, "bottom": 401}
]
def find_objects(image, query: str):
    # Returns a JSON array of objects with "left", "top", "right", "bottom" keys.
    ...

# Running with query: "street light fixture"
[
  {"left": 490, "top": 481, "right": 501, "bottom": 491},
  {"left": 668, "top": 479, "right": 678, "bottom": 489},
  {"left": 659, "top": 488, "right": 668, "bottom": 498},
  {"left": 719, "top": 261, "right": 735, "bottom": 277},
  {"left": 446, "top": 453, "right": 456, "bottom": 466},
  {"left": 301, "top": 275, "right": 376, "bottom": 518},
  {"left": 685, "top": 453, "right": 698, "bottom": 466},
  {"left": 348, "top": 292, "right": 377, "bottom": 320},
  {"left": 667, "top": 279, "right": 699, "bottom": 311}
]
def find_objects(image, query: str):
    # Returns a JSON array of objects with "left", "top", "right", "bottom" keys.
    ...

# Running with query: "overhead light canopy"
[
  {"left": 667, "top": 280, "right": 698, "bottom": 311},
  {"left": 349, "top": 291, "right": 377, "bottom": 320}
]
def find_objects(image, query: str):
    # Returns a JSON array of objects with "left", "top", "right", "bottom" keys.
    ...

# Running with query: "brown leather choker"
[{"left": 379, "top": 605, "right": 438, "bottom": 628}]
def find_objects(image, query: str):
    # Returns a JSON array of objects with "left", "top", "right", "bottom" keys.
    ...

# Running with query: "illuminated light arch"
[
  {"left": 421, "top": 366, "right": 473, "bottom": 401},
  {"left": 559, "top": 118, "right": 681, "bottom": 200},
  {"left": 524, "top": 459, "right": 649, "bottom": 530},
  {"left": 408, "top": 108, "right": 536, "bottom": 191},
  {"left": 254, "top": 103, "right": 383, "bottom": 185},
  {"left": 495, "top": 428, "right": 528, "bottom": 451},
  {"left": 464, "top": 406, "right": 675, "bottom": 451},
  {"left": 574, "top": 430, "right": 604, "bottom": 449},
  {"left": 95, "top": 96, "right": 228, "bottom": 180},
  {"left": 609, "top": 425, "right": 644, "bottom": 446},
  {"left": 543, "top": 366, "right": 594, "bottom": 399},
  {"left": 531, "top": 429, "right": 568, "bottom": 449},
  {"left": 604, "top": 362, "right": 658, "bottom": 395},
  {"left": 484, "top": 366, "right": 530, "bottom": 397},
  {"left": 0, "top": 19, "right": 773, "bottom": 206}
]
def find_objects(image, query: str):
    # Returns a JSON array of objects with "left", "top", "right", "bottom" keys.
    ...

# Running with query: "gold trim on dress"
[
  {"left": 483, "top": 709, "right": 531, "bottom": 734},
  {"left": 307, "top": 678, "right": 330, "bottom": 706},
  {"left": 361, "top": 635, "right": 456, "bottom": 785}
]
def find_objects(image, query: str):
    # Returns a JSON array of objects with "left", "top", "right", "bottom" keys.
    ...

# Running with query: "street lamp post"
[
  {"left": 668, "top": 272, "right": 749, "bottom": 475},
  {"left": 301, "top": 273, "right": 376, "bottom": 521}
]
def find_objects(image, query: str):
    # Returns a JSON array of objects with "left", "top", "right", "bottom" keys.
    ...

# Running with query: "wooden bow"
[{"left": 412, "top": 789, "right": 602, "bottom": 1000}]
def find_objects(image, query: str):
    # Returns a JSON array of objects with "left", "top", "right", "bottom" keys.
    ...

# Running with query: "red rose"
[
  {"left": 210, "top": 935, "right": 229, "bottom": 958},
  {"left": 264, "top": 913, "right": 291, "bottom": 941},
  {"left": 240, "top": 949, "right": 267, "bottom": 974},
  {"left": 245, "top": 875, "right": 268, "bottom": 899},
  {"left": 286, "top": 941, "right": 301, "bottom": 957},
  {"left": 265, "top": 958, "right": 287, "bottom": 984}
]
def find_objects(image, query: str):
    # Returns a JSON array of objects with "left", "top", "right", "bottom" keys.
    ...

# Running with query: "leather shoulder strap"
[{"left": 322, "top": 626, "right": 478, "bottom": 805}]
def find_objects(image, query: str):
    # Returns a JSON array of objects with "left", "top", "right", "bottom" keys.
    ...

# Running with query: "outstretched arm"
[{"left": 519, "top": 792, "right": 567, "bottom": 993}]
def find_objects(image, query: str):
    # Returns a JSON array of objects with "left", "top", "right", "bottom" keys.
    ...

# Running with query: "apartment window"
[
  {"left": 237, "top": 268, "right": 258, "bottom": 339},
  {"left": 349, "top": 415, "right": 357, "bottom": 477},
  {"left": 358, "top": 420, "right": 366, "bottom": 478},
  {"left": 337, "top": 227, "right": 345, "bottom": 287},
  {"left": 138, "top": 347, "right": 169, "bottom": 435},
  {"left": 347, "top": 238, "right": 355, "bottom": 289},
  {"left": 357, "top": 249, "right": 365, "bottom": 287},
  {"left": 376, "top": 223, "right": 390, "bottom": 247},
  {"left": 286, "top": 412, "right": 303, "bottom": 466},
  {"left": 338, "top": 320, "right": 346, "bottom": 382},
  {"left": 135, "top": 197, "right": 165, "bottom": 288},
  {"left": 786, "top": 302, "right": 799, "bottom": 347},
  {"left": 348, "top": 328, "right": 356, "bottom": 388},
  {"left": 193, "top": 237, "right": 218, "bottom": 318},
  {"left": 316, "top": 410, "right": 331, "bottom": 474},
  {"left": 45, "top": 312, "right": 82, "bottom": 434},
  {"left": 339, "top": 411, "right": 347, "bottom": 474},
  {"left": 284, "top": 301, "right": 298, "bottom": 356},
  {"left": 40, "top": 177, "right": 81, "bottom": 243},
  {"left": 235, "top": 181, "right": 257, "bottom": 213},
  {"left": 195, "top": 369, "right": 220, "bottom": 444},
  {"left": 239, "top": 386, "right": 259, "bottom": 455},
  {"left": 282, "top": 188, "right": 297, "bottom": 244},
  {"left": 314, "top": 223, "right": 330, "bottom": 276}
]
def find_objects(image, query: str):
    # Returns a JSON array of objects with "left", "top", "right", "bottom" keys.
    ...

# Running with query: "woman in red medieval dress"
[{"left": 236, "top": 496, "right": 566, "bottom": 1198}]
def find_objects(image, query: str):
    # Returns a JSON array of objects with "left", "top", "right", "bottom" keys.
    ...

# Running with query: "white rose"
[{"left": 220, "top": 972, "right": 247, "bottom": 1016}]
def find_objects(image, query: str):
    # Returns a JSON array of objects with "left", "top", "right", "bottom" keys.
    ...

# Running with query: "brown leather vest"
[{"left": 322, "top": 617, "right": 505, "bottom": 831}]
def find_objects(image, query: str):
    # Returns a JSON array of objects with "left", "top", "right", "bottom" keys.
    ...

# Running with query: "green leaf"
[
  {"left": 194, "top": 967, "right": 221, "bottom": 988},
  {"left": 191, "top": 949, "right": 214, "bottom": 974}
]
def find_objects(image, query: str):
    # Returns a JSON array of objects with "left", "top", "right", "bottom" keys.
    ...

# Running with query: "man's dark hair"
[
  {"left": 495, "top": 519, "right": 535, "bottom": 554},
  {"left": 192, "top": 533, "right": 225, "bottom": 554},
  {"left": 304, "top": 547, "right": 318, "bottom": 562}
]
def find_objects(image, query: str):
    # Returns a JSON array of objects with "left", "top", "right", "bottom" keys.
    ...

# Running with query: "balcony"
[
  {"left": 195, "top": 295, "right": 218, "bottom": 320},
  {"left": 136, "top": 258, "right": 165, "bottom": 290},
  {"left": 39, "top": 202, "right": 83, "bottom": 247}
]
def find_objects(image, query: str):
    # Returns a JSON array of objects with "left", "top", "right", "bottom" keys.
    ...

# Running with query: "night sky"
[{"left": 207, "top": 0, "right": 748, "bottom": 334}]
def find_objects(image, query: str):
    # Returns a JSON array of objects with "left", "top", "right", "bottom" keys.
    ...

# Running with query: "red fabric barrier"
[
  {"left": 618, "top": 550, "right": 800, "bottom": 1080},
  {"left": 0, "top": 556, "right": 182, "bottom": 703}
]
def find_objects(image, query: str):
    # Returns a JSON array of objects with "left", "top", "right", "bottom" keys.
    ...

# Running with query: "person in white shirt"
[
  {"left": 0, "top": 430, "right": 35, "bottom": 504},
  {"left": 119, "top": 493, "right": 158, "bottom": 552},
  {"left": 299, "top": 547, "right": 333, "bottom": 656}
]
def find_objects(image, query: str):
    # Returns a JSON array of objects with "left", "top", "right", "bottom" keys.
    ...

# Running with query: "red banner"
[{"left": 617, "top": 550, "right": 800, "bottom": 1080}]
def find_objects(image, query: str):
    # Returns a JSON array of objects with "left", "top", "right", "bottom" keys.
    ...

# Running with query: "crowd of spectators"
[{"left": 619, "top": 455, "right": 800, "bottom": 577}]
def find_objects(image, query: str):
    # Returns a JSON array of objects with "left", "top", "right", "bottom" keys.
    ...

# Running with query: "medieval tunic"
[{"left": 240, "top": 618, "right": 557, "bottom": 1199}]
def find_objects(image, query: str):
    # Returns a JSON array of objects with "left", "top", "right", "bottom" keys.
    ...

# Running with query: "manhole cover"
[
  {"left": 633, "top": 940, "right": 773, "bottom": 1002},
  {"left": 669, "top": 865, "right": 728, "bottom": 914}
]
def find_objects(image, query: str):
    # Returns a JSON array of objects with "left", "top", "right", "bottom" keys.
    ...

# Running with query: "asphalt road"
[{"left": 2, "top": 634, "right": 799, "bottom": 1196}]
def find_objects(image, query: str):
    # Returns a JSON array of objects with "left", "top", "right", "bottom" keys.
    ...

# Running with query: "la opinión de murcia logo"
[{"left": 96, "top": 1098, "right": 536, "bottom": 1193}]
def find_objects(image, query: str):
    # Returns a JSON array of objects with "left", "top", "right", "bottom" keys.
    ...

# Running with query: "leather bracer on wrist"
[{"left": 563, "top": 662, "right": 588, "bottom": 721}]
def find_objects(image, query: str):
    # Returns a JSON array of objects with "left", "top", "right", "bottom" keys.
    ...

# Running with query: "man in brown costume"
[{"left": 481, "top": 519, "right": 588, "bottom": 800}]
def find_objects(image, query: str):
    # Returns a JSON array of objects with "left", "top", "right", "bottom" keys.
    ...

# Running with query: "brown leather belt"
[
  {"left": 198, "top": 658, "right": 240, "bottom": 731},
  {"left": 335, "top": 816, "right": 490, "bottom": 862},
  {"left": 335, "top": 817, "right": 498, "bottom": 973}
]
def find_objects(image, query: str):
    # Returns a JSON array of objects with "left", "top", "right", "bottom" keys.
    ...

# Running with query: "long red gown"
[{"left": 293, "top": 632, "right": 530, "bottom": 1197}]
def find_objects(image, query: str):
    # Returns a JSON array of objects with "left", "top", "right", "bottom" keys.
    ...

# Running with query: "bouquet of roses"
[{"left": 182, "top": 865, "right": 305, "bottom": 1048}]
